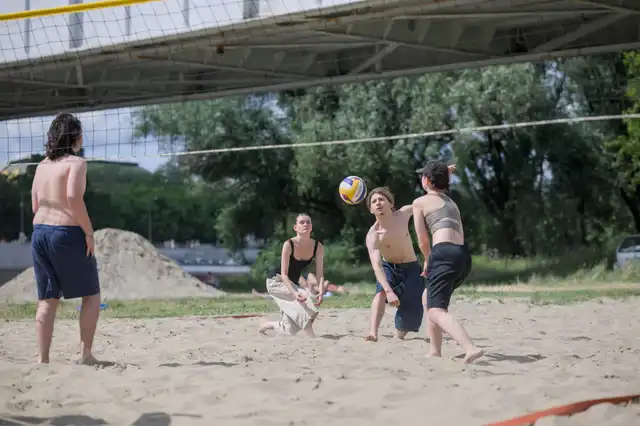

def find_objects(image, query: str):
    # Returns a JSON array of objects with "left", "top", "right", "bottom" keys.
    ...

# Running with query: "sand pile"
[{"left": 0, "top": 228, "right": 225, "bottom": 302}]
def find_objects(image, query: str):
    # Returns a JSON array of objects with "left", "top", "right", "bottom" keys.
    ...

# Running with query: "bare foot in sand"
[
  {"left": 258, "top": 321, "right": 275, "bottom": 335},
  {"left": 364, "top": 335, "right": 378, "bottom": 342},
  {"left": 395, "top": 330, "right": 408, "bottom": 340},
  {"left": 426, "top": 351, "right": 441, "bottom": 358},
  {"left": 252, "top": 289, "right": 271, "bottom": 300},
  {"left": 37, "top": 357, "right": 50, "bottom": 364},
  {"left": 76, "top": 354, "right": 100, "bottom": 366},
  {"left": 463, "top": 347, "right": 484, "bottom": 364}
]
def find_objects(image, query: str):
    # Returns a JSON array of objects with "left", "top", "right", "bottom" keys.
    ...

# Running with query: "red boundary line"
[{"left": 486, "top": 393, "right": 640, "bottom": 426}]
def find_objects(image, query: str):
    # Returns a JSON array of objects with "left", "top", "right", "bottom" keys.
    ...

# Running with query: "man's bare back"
[{"left": 32, "top": 156, "right": 86, "bottom": 227}]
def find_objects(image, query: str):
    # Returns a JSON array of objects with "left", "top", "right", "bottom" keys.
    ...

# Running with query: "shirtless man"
[
  {"left": 31, "top": 112, "right": 101, "bottom": 365},
  {"left": 413, "top": 160, "right": 483, "bottom": 364},
  {"left": 364, "top": 187, "right": 424, "bottom": 341}
]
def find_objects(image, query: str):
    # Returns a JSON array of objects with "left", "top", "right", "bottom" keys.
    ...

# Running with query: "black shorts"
[{"left": 425, "top": 242, "right": 471, "bottom": 310}]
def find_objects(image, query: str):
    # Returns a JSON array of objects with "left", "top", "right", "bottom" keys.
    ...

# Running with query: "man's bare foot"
[
  {"left": 364, "top": 335, "right": 378, "bottom": 342},
  {"left": 37, "top": 357, "right": 50, "bottom": 364},
  {"left": 395, "top": 330, "right": 408, "bottom": 340},
  {"left": 463, "top": 347, "right": 484, "bottom": 364},
  {"left": 258, "top": 323, "right": 271, "bottom": 335},
  {"left": 76, "top": 354, "right": 100, "bottom": 366}
]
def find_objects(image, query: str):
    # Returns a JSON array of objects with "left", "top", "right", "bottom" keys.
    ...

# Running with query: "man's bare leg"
[
  {"left": 365, "top": 292, "right": 386, "bottom": 341},
  {"left": 427, "top": 308, "right": 483, "bottom": 364},
  {"left": 423, "top": 290, "right": 443, "bottom": 357},
  {"left": 35, "top": 299, "right": 59, "bottom": 364},
  {"left": 77, "top": 294, "right": 101, "bottom": 365},
  {"left": 395, "top": 330, "right": 408, "bottom": 339},
  {"left": 427, "top": 320, "right": 443, "bottom": 357}
]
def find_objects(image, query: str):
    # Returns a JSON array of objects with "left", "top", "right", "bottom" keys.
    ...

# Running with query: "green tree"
[{"left": 133, "top": 96, "right": 297, "bottom": 249}]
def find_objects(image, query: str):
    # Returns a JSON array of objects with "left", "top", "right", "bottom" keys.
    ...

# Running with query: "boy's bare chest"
[{"left": 376, "top": 223, "right": 410, "bottom": 249}]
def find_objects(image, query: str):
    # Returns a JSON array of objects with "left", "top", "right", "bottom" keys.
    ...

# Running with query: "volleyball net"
[{"left": 0, "top": 0, "right": 639, "bottom": 169}]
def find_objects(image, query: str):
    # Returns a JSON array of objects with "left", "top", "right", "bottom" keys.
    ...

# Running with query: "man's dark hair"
[
  {"left": 46, "top": 112, "right": 83, "bottom": 160},
  {"left": 417, "top": 160, "right": 450, "bottom": 191}
]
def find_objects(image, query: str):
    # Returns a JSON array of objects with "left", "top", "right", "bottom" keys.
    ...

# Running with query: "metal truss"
[{"left": 0, "top": 0, "right": 639, "bottom": 120}]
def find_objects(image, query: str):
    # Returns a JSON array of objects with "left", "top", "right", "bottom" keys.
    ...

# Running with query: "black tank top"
[{"left": 269, "top": 239, "right": 319, "bottom": 283}]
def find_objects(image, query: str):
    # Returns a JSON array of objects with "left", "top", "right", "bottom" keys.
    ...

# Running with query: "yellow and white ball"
[{"left": 339, "top": 176, "right": 367, "bottom": 205}]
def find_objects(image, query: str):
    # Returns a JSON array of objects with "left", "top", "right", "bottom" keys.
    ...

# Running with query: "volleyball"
[{"left": 338, "top": 176, "right": 367, "bottom": 205}]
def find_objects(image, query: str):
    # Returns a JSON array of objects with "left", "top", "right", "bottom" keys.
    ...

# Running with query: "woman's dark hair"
[
  {"left": 420, "top": 160, "right": 450, "bottom": 191},
  {"left": 46, "top": 112, "right": 83, "bottom": 160},
  {"left": 295, "top": 213, "right": 311, "bottom": 221}
]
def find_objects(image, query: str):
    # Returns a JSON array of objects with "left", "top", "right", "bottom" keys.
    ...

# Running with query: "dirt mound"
[{"left": 0, "top": 228, "right": 225, "bottom": 302}]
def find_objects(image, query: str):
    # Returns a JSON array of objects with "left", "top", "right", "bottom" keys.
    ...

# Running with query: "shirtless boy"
[
  {"left": 364, "top": 187, "right": 424, "bottom": 341},
  {"left": 31, "top": 112, "right": 101, "bottom": 365}
]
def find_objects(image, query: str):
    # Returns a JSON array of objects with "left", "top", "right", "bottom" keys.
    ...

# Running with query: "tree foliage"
[{"left": 2, "top": 53, "right": 638, "bottom": 264}]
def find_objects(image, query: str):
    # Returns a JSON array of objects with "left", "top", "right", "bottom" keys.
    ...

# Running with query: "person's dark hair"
[
  {"left": 366, "top": 187, "right": 395, "bottom": 208},
  {"left": 46, "top": 112, "right": 83, "bottom": 160},
  {"left": 418, "top": 160, "right": 450, "bottom": 191}
]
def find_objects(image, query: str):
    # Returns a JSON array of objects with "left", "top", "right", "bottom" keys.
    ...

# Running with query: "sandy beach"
[{"left": 1, "top": 297, "right": 639, "bottom": 426}]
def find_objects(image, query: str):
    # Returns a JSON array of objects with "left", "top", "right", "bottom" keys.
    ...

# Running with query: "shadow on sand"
[{"left": 0, "top": 412, "right": 202, "bottom": 426}]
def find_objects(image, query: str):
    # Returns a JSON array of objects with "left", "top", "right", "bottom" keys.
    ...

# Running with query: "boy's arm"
[
  {"left": 366, "top": 229, "right": 393, "bottom": 294},
  {"left": 398, "top": 204, "right": 413, "bottom": 219},
  {"left": 31, "top": 167, "right": 39, "bottom": 214}
]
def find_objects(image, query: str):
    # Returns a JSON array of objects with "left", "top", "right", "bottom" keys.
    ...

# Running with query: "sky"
[
  {"left": 0, "top": 0, "right": 352, "bottom": 171},
  {"left": 0, "top": 107, "right": 167, "bottom": 171}
]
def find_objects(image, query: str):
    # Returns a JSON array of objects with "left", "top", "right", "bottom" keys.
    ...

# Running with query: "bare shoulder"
[
  {"left": 68, "top": 157, "right": 88, "bottom": 175},
  {"left": 398, "top": 204, "right": 413, "bottom": 217},
  {"left": 69, "top": 156, "right": 87, "bottom": 165},
  {"left": 412, "top": 195, "right": 428, "bottom": 208}
]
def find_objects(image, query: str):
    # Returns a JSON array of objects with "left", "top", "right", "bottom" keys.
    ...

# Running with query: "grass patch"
[
  {"left": 218, "top": 247, "right": 638, "bottom": 293},
  {"left": 2, "top": 287, "right": 639, "bottom": 321}
]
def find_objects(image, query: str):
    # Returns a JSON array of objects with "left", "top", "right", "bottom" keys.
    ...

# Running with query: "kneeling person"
[
  {"left": 258, "top": 213, "right": 325, "bottom": 337},
  {"left": 365, "top": 187, "right": 424, "bottom": 342}
]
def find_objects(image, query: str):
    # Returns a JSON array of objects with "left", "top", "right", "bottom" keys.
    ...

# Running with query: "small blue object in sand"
[{"left": 76, "top": 303, "right": 108, "bottom": 311}]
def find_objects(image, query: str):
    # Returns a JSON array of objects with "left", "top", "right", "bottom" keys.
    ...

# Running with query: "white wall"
[{"left": 0, "top": 0, "right": 354, "bottom": 63}]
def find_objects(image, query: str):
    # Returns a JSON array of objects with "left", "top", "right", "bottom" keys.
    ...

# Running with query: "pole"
[{"left": 19, "top": 194, "right": 25, "bottom": 236}]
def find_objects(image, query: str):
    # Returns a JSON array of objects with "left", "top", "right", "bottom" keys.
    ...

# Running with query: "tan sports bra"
[{"left": 424, "top": 193, "right": 463, "bottom": 234}]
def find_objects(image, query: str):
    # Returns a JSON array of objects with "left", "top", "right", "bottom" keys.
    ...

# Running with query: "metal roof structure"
[{"left": 0, "top": 0, "right": 639, "bottom": 121}]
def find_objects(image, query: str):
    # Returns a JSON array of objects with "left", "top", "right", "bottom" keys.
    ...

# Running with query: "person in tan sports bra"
[{"left": 412, "top": 160, "right": 484, "bottom": 364}]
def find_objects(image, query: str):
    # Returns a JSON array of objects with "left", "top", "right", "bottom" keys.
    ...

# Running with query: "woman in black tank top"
[{"left": 258, "top": 214, "right": 326, "bottom": 337}]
